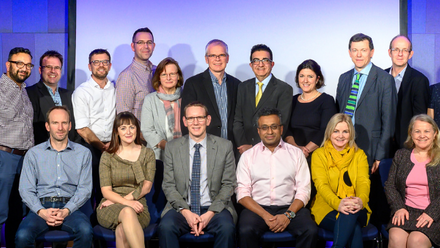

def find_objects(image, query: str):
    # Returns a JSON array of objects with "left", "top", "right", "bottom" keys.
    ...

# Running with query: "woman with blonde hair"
[
  {"left": 311, "top": 113, "right": 371, "bottom": 247},
  {"left": 385, "top": 114, "right": 440, "bottom": 248}
]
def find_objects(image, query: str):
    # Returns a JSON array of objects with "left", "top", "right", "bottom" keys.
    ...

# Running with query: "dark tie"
[
  {"left": 191, "top": 143, "right": 201, "bottom": 215},
  {"left": 344, "top": 73, "right": 361, "bottom": 117}
]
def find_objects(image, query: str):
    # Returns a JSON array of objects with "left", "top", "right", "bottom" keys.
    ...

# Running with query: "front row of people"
[{"left": 13, "top": 102, "right": 440, "bottom": 248}]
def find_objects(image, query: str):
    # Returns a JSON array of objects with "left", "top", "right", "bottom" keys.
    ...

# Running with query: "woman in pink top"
[{"left": 385, "top": 114, "right": 440, "bottom": 248}]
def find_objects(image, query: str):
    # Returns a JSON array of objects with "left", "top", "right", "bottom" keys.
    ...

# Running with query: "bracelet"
[{"left": 284, "top": 212, "right": 291, "bottom": 220}]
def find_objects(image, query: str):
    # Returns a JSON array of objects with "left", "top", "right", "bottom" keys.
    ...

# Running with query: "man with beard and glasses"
[
  {"left": 72, "top": 49, "right": 116, "bottom": 208},
  {"left": 0, "top": 47, "right": 34, "bottom": 247}
]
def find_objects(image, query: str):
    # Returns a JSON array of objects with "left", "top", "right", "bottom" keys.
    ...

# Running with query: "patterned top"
[
  {"left": 0, "top": 73, "right": 34, "bottom": 149},
  {"left": 43, "top": 83, "right": 62, "bottom": 106},
  {"left": 115, "top": 58, "right": 156, "bottom": 120}
]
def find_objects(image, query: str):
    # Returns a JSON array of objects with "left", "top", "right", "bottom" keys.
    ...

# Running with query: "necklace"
[{"left": 300, "top": 91, "right": 320, "bottom": 101}]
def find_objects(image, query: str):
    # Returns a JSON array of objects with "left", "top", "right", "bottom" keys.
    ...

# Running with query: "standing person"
[
  {"left": 385, "top": 114, "right": 440, "bottom": 248},
  {"left": 233, "top": 44, "right": 293, "bottom": 155},
  {"left": 158, "top": 102, "right": 237, "bottom": 248},
  {"left": 236, "top": 108, "right": 318, "bottom": 248},
  {"left": 141, "top": 57, "right": 183, "bottom": 160},
  {"left": 116, "top": 27, "right": 156, "bottom": 120},
  {"left": 97, "top": 112, "right": 156, "bottom": 248},
  {"left": 181, "top": 39, "right": 241, "bottom": 143},
  {"left": 15, "top": 106, "right": 93, "bottom": 247},
  {"left": 0, "top": 47, "right": 34, "bottom": 246},
  {"left": 311, "top": 113, "right": 371, "bottom": 248},
  {"left": 428, "top": 83, "right": 440, "bottom": 126},
  {"left": 72, "top": 49, "right": 116, "bottom": 206},
  {"left": 27, "top": 50, "right": 80, "bottom": 145},
  {"left": 385, "top": 35, "right": 430, "bottom": 151}
]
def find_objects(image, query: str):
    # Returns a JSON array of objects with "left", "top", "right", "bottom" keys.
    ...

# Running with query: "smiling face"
[
  {"left": 40, "top": 56, "right": 62, "bottom": 87},
  {"left": 257, "top": 114, "right": 283, "bottom": 151},
  {"left": 6, "top": 52, "right": 32, "bottom": 84},
  {"left": 330, "top": 121, "right": 350, "bottom": 151},
  {"left": 131, "top": 32, "right": 155, "bottom": 63},
  {"left": 411, "top": 120, "right": 436, "bottom": 151},
  {"left": 46, "top": 108, "right": 71, "bottom": 143},
  {"left": 88, "top": 53, "right": 111, "bottom": 81},
  {"left": 159, "top": 64, "right": 179, "bottom": 92},
  {"left": 205, "top": 43, "right": 229, "bottom": 74},
  {"left": 298, "top": 68, "right": 319, "bottom": 93},
  {"left": 388, "top": 36, "right": 413, "bottom": 69},
  {"left": 117, "top": 121, "right": 137, "bottom": 146},
  {"left": 250, "top": 50, "right": 274, "bottom": 82},
  {"left": 349, "top": 40, "right": 374, "bottom": 72},
  {"left": 183, "top": 106, "right": 211, "bottom": 142}
]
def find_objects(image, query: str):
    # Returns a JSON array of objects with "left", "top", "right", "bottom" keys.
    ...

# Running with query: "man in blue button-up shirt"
[{"left": 15, "top": 106, "right": 93, "bottom": 247}]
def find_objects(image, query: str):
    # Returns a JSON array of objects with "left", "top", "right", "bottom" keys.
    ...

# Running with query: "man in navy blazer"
[
  {"left": 233, "top": 44, "right": 293, "bottom": 155},
  {"left": 385, "top": 35, "right": 430, "bottom": 151},
  {"left": 26, "top": 50, "right": 80, "bottom": 145},
  {"left": 336, "top": 33, "right": 397, "bottom": 173},
  {"left": 181, "top": 39, "right": 241, "bottom": 143}
]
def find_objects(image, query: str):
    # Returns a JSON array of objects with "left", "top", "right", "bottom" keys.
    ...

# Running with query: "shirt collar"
[
  {"left": 132, "top": 58, "right": 153, "bottom": 71},
  {"left": 390, "top": 64, "right": 408, "bottom": 79},
  {"left": 189, "top": 135, "right": 208, "bottom": 150},
  {"left": 43, "top": 82, "right": 59, "bottom": 95},
  {"left": 353, "top": 62, "right": 373, "bottom": 76},
  {"left": 2, "top": 73, "right": 27, "bottom": 89},
  {"left": 260, "top": 138, "right": 285, "bottom": 152},
  {"left": 255, "top": 73, "right": 272, "bottom": 85},
  {"left": 44, "top": 139, "right": 73, "bottom": 151},
  {"left": 208, "top": 69, "right": 226, "bottom": 85}
]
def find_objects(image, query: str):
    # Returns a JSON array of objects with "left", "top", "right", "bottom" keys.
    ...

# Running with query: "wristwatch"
[{"left": 284, "top": 210, "right": 296, "bottom": 220}]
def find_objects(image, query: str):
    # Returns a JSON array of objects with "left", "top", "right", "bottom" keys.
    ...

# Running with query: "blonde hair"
[
  {"left": 321, "top": 113, "right": 358, "bottom": 150},
  {"left": 404, "top": 114, "right": 440, "bottom": 166}
]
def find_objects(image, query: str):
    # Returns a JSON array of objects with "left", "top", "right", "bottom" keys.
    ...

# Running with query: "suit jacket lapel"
[
  {"left": 37, "top": 81, "right": 56, "bottom": 113},
  {"left": 357, "top": 66, "right": 377, "bottom": 107},
  {"left": 179, "top": 136, "right": 190, "bottom": 191},
  {"left": 206, "top": 135, "right": 217, "bottom": 190},
  {"left": 399, "top": 65, "right": 412, "bottom": 97},
  {"left": 226, "top": 74, "right": 234, "bottom": 119},
  {"left": 203, "top": 70, "right": 221, "bottom": 119}
]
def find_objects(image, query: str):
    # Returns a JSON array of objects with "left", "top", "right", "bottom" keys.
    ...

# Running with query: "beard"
[
  {"left": 8, "top": 66, "right": 30, "bottom": 84},
  {"left": 92, "top": 67, "right": 109, "bottom": 80}
]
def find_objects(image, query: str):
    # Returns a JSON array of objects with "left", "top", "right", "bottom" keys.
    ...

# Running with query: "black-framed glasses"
[
  {"left": 251, "top": 58, "right": 272, "bottom": 65},
  {"left": 135, "top": 40, "right": 154, "bottom": 46},
  {"left": 90, "top": 60, "right": 110, "bottom": 66},
  {"left": 9, "top": 61, "right": 34, "bottom": 70},
  {"left": 41, "top": 65, "right": 62, "bottom": 71},
  {"left": 185, "top": 116, "right": 207, "bottom": 123},
  {"left": 206, "top": 54, "right": 227, "bottom": 59},
  {"left": 258, "top": 124, "right": 282, "bottom": 131}
]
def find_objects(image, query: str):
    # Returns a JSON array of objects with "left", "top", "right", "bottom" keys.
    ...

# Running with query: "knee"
[
  {"left": 218, "top": 220, "right": 236, "bottom": 236},
  {"left": 76, "top": 222, "right": 93, "bottom": 240},
  {"left": 119, "top": 206, "right": 137, "bottom": 220},
  {"left": 158, "top": 215, "right": 179, "bottom": 235},
  {"left": 15, "top": 227, "right": 34, "bottom": 246},
  {"left": 303, "top": 222, "right": 318, "bottom": 238},
  {"left": 238, "top": 220, "right": 255, "bottom": 238},
  {"left": 407, "top": 232, "right": 431, "bottom": 247}
]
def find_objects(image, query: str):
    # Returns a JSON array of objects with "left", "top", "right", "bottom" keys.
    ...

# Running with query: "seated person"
[
  {"left": 311, "top": 113, "right": 371, "bottom": 248},
  {"left": 96, "top": 111, "right": 156, "bottom": 248},
  {"left": 15, "top": 106, "right": 93, "bottom": 247},
  {"left": 385, "top": 114, "right": 440, "bottom": 248}
]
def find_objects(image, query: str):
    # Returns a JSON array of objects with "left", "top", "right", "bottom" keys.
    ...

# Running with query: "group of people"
[{"left": 0, "top": 25, "right": 439, "bottom": 248}]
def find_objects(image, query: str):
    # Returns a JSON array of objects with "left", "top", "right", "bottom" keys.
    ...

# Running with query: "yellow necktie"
[{"left": 256, "top": 82, "right": 263, "bottom": 107}]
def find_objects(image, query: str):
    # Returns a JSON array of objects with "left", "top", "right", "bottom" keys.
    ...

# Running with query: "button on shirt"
[
  {"left": 0, "top": 73, "right": 34, "bottom": 150},
  {"left": 209, "top": 70, "right": 228, "bottom": 139},
  {"left": 19, "top": 140, "right": 92, "bottom": 214},
  {"left": 389, "top": 65, "right": 407, "bottom": 93},
  {"left": 43, "top": 83, "right": 62, "bottom": 106},
  {"left": 236, "top": 139, "right": 311, "bottom": 206},
  {"left": 72, "top": 77, "right": 116, "bottom": 142},
  {"left": 116, "top": 58, "right": 156, "bottom": 120},
  {"left": 351, "top": 62, "right": 372, "bottom": 125},
  {"left": 187, "top": 137, "right": 211, "bottom": 207}
]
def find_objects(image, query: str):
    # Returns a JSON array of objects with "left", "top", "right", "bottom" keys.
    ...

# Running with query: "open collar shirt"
[
  {"left": 236, "top": 139, "right": 311, "bottom": 206},
  {"left": 43, "top": 82, "right": 62, "bottom": 106},
  {"left": 389, "top": 64, "right": 407, "bottom": 93},
  {"left": 19, "top": 140, "right": 92, "bottom": 214},
  {"left": 0, "top": 73, "right": 34, "bottom": 149},
  {"left": 209, "top": 70, "right": 228, "bottom": 139}
]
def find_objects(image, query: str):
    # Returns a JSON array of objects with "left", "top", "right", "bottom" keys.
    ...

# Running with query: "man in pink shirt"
[{"left": 236, "top": 108, "right": 318, "bottom": 248}]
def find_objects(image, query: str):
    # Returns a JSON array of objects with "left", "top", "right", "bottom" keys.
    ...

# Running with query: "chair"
[
  {"left": 318, "top": 223, "right": 379, "bottom": 248},
  {"left": 260, "top": 231, "right": 296, "bottom": 248},
  {"left": 93, "top": 159, "right": 166, "bottom": 246}
]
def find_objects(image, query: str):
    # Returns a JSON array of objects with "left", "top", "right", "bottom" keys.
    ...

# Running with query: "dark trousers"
[
  {"left": 158, "top": 207, "right": 235, "bottom": 248},
  {"left": 238, "top": 206, "right": 318, "bottom": 248},
  {"left": 320, "top": 210, "right": 368, "bottom": 248},
  {"left": 0, "top": 150, "right": 24, "bottom": 247}
]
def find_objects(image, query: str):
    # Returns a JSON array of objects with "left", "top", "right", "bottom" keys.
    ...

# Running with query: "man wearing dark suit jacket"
[
  {"left": 336, "top": 33, "right": 397, "bottom": 173},
  {"left": 158, "top": 102, "right": 237, "bottom": 248},
  {"left": 385, "top": 35, "right": 430, "bottom": 151},
  {"left": 233, "top": 44, "right": 293, "bottom": 154},
  {"left": 181, "top": 39, "right": 241, "bottom": 142},
  {"left": 26, "top": 50, "right": 80, "bottom": 145}
]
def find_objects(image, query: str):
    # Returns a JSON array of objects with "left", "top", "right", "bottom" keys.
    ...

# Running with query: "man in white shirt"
[{"left": 72, "top": 49, "right": 116, "bottom": 206}]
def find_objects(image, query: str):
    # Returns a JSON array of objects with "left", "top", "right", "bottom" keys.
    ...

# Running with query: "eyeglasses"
[
  {"left": 160, "top": 72, "right": 178, "bottom": 78},
  {"left": 185, "top": 116, "right": 207, "bottom": 123},
  {"left": 41, "top": 65, "right": 62, "bottom": 71},
  {"left": 350, "top": 48, "right": 369, "bottom": 53},
  {"left": 391, "top": 48, "right": 411, "bottom": 54},
  {"left": 251, "top": 58, "right": 272, "bottom": 65},
  {"left": 90, "top": 60, "right": 110, "bottom": 66},
  {"left": 9, "top": 61, "right": 34, "bottom": 70},
  {"left": 258, "top": 124, "right": 282, "bottom": 131},
  {"left": 206, "top": 54, "right": 227, "bottom": 59},
  {"left": 135, "top": 40, "right": 154, "bottom": 46}
]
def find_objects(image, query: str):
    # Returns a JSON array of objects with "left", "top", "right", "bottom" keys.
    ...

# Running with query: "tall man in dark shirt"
[{"left": 0, "top": 47, "right": 34, "bottom": 246}]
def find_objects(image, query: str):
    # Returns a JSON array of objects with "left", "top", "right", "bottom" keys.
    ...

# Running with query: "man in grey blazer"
[
  {"left": 336, "top": 33, "right": 397, "bottom": 173},
  {"left": 233, "top": 44, "right": 293, "bottom": 155},
  {"left": 158, "top": 102, "right": 237, "bottom": 248}
]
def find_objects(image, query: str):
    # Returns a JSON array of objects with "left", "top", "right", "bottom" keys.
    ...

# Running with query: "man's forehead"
[
  {"left": 42, "top": 56, "right": 62, "bottom": 65},
  {"left": 11, "top": 53, "right": 32, "bottom": 62},
  {"left": 134, "top": 32, "right": 153, "bottom": 41}
]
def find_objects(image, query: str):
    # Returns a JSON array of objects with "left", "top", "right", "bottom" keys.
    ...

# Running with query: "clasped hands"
[
  {"left": 338, "top": 196, "right": 363, "bottom": 215},
  {"left": 38, "top": 208, "right": 69, "bottom": 226},
  {"left": 392, "top": 208, "right": 433, "bottom": 228},
  {"left": 263, "top": 213, "right": 290, "bottom": 233},
  {"left": 181, "top": 209, "right": 214, "bottom": 236}
]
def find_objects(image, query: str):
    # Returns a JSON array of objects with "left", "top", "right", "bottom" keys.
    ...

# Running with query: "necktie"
[
  {"left": 256, "top": 82, "right": 263, "bottom": 107},
  {"left": 344, "top": 73, "right": 361, "bottom": 117},
  {"left": 190, "top": 143, "right": 201, "bottom": 215}
]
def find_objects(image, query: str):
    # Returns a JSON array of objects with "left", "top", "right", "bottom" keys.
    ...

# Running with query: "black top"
[{"left": 287, "top": 93, "right": 337, "bottom": 146}]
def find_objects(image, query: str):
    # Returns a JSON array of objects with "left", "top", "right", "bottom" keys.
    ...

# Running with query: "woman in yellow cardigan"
[{"left": 311, "top": 113, "right": 371, "bottom": 248}]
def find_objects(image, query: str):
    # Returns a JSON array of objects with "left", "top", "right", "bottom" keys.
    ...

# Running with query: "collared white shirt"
[
  {"left": 187, "top": 136, "right": 211, "bottom": 207},
  {"left": 254, "top": 73, "right": 273, "bottom": 96},
  {"left": 389, "top": 65, "right": 407, "bottom": 93},
  {"left": 72, "top": 77, "right": 116, "bottom": 142}
]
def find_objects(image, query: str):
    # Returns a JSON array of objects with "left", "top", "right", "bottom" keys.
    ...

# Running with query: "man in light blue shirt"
[{"left": 15, "top": 106, "right": 93, "bottom": 247}]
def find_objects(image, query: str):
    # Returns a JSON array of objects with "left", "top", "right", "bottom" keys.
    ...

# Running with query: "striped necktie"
[
  {"left": 190, "top": 143, "right": 201, "bottom": 215},
  {"left": 256, "top": 82, "right": 263, "bottom": 107},
  {"left": 344, "top": 73, "right": 361, "bottom": 117}
]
